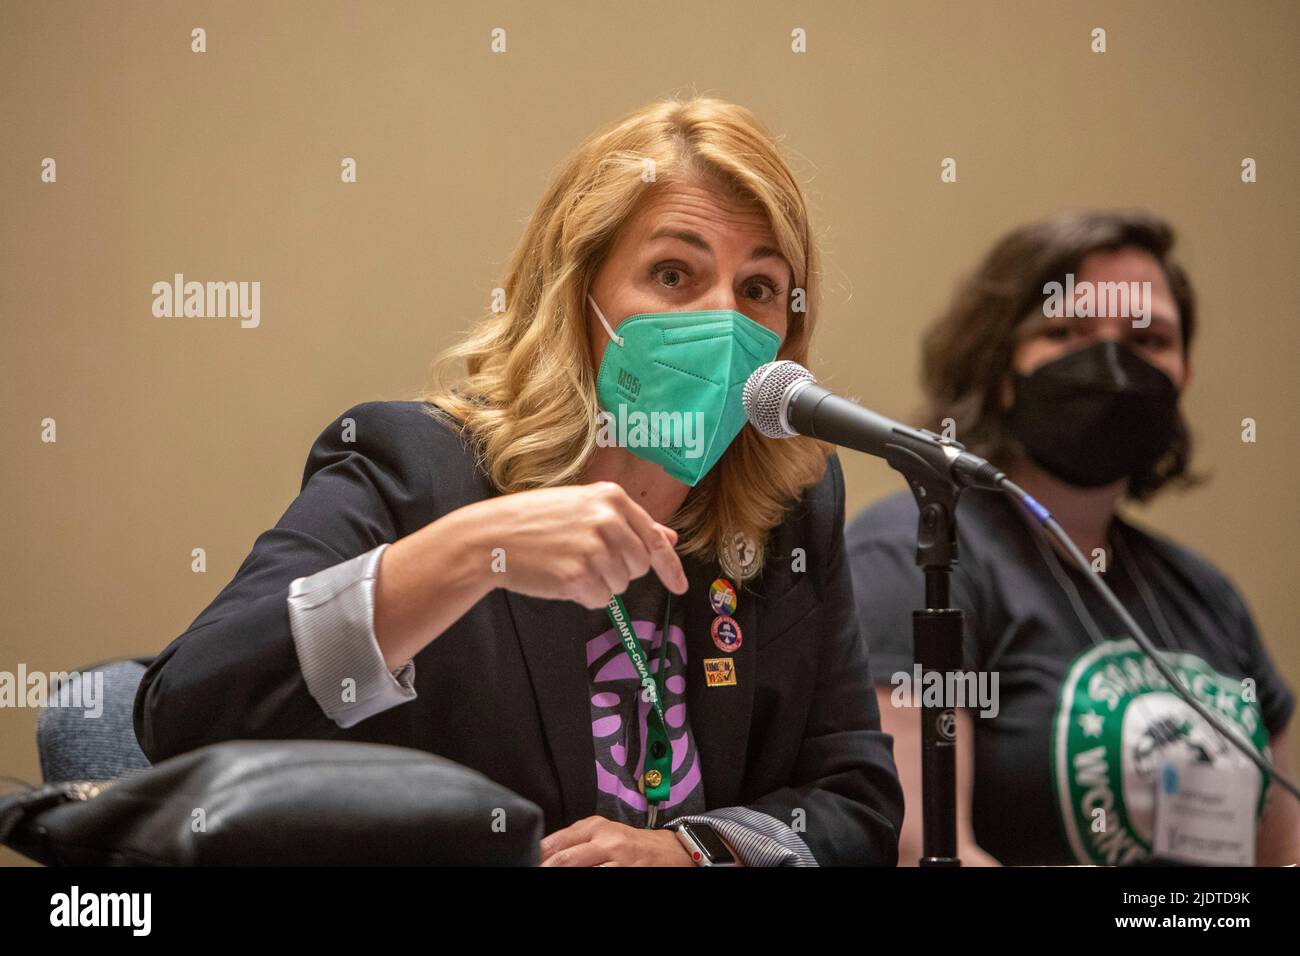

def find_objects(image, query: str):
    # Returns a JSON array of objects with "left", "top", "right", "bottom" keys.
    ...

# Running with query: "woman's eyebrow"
[
  {"left": 1145, "top": 311, "right": 1179, "bottom": 330},
  {"left": 646, "top": 226, "right": 787, "bottom": 264}
]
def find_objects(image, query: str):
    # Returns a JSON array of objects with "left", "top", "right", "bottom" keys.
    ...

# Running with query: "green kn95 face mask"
[{"left": 589, "top": 292, "right": 781, "bottom": 486}]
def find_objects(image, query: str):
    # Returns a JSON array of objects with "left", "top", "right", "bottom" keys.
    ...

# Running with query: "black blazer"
[{"left": 134, "top": 400, "right": 903, "bottom": 865}]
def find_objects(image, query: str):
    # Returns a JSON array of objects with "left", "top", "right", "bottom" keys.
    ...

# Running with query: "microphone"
[{"left": 742, "top": 360, "right": 1006, "bottom": 491}]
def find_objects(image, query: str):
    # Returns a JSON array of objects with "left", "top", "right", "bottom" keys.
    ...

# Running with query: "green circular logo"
[{"left": 1051, "top": 638, "right": 1269, "bottom": 865}]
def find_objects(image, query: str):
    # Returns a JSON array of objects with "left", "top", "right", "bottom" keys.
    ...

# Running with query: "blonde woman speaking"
[{"left": 134, "top": 96, "right": 904, "bottom": 867}]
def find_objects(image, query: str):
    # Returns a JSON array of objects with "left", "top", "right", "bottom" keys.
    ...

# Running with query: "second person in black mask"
[{"left": 847, "top": 210, "right": 1299, "bottom": 866}]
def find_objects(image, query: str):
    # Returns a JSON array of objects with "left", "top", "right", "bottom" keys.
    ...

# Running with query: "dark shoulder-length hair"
[{"left": 920, "top": 210, "right": 1200, "bottom": 502}]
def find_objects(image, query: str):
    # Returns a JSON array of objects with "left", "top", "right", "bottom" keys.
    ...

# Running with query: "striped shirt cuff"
[
  {"left": 665, "top": 806, "right": 819, "bottom": 867},
  {"left": 287, "top": 542, "right": 417, "bottom": 729}
]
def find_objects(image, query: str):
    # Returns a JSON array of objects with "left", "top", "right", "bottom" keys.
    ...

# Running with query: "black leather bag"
[{"left": 0, "top": 739, "right": 543, "bottom": 865}]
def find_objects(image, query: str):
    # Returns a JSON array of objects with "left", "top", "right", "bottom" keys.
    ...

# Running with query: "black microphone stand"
[
  {"left": 755, "top": 368, "right": 994, "bottom": 865},
  {"left": 882, "top": 438, "right": 965, "bottom": 867}
]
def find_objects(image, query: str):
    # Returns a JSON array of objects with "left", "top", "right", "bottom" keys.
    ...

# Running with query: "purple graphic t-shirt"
[{"left": 584, "top": 574, "right": 707, "bottom": 826}]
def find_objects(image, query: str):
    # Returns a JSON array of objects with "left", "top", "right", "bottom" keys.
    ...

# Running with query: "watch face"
[{"left": 686, "top": 824, "right": 735, "bottom": 864}]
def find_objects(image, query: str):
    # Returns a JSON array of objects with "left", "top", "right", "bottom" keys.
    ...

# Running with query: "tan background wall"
[{"left": 3, "top": 0, "right": 1296, "bottom": 865}]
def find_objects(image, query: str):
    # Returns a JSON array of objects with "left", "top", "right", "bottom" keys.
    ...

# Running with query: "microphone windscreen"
[{"left": 743, "top": 360, "right": 815, "bottom": 439}]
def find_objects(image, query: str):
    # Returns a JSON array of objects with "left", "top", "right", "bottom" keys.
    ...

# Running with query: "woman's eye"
[
  {"left": 1042, "top": 325, "right": 1072, "bottom": 341},
  {"left": 652, "top": 265, "right": 685, "bottom": 288},
  {"left": 743, "top": 278, "right": 782, "bottom": 304},
  {"left": 1131, "top": 332, "right": 1172, "bottom": 350}
]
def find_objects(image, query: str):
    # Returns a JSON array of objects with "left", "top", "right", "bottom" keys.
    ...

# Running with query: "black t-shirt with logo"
[{"left": 846, "top": 489, "right": 1295, "bottom": 866}]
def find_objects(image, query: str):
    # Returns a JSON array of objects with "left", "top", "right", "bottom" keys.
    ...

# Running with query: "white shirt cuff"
[{"left": 287, "top": 542, "right": 417, "bottom": 728}]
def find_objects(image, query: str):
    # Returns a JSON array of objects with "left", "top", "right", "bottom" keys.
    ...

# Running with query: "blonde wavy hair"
[{"left": 417, "top": 95, "right": 831, "bottom": 583}]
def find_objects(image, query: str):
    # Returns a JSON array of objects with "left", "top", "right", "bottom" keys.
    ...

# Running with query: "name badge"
[{"left": 1152, "top": 761, "right": 1259, "bottom": 866}]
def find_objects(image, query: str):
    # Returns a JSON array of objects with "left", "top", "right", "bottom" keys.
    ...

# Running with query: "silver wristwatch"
[{"left": 673, "top": 821, "right": 738, "bottom": 866}]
